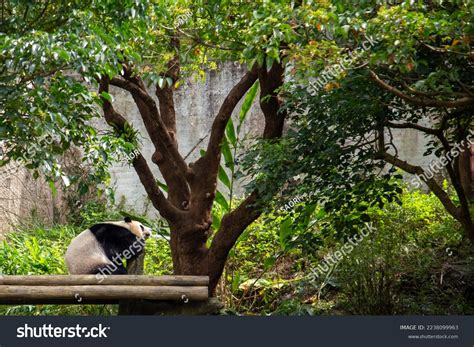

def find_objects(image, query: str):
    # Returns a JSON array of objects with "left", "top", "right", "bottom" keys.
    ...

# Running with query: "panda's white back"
[{"left": 64, "top": 229, "right": 112, "bottom": 274}]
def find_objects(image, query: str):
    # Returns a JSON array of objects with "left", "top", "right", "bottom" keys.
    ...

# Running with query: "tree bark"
[{"left": 460, "top": 149, "right": 474, "bottom": 201}]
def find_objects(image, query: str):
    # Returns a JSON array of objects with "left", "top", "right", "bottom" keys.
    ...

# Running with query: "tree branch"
[
  {"left": 369, "top": 70, "right": 474, "bottom": 108},
  {"left": 386, "top": 121, "right": 440, "bottom": 136},
  {"left": 385, "top": 121, "right": 468, "bottom": 204},
  {"left": 258, "top": 61, "right": 286, "bottom": 138},
  {"left": 155, "top": 37, "right": 180, "bottom": 146},
  {"left": 203, "top": 65, "right": 259, "bottom": 165},
  {"left": 187, "top": 65, "right": 259, "bottom": 216},
  {"left": 208, "top": 192, "right": 260, "bottom": 292},
  {"left": 99, "top": 77, "right": 183, "bottom": 222},
  {"left": 207, "top": 61, "right": 287, "bottom": 293},
  {"left": 375, "top": 150, "right": 461, "bottom": 219},
  {"left": 109, "top": 76, "right": 189, "bottom": 177},
  {"left": 421, "top": 41, "right": 474, "bottom": 58}
]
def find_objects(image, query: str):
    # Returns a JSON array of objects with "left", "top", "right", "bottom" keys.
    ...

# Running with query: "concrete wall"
[
  {"left": 0, "top": 63, "right": 439, "bottom": 230},
  {"left": 0, "top": 165, "right": 56, "bottom": 236}
]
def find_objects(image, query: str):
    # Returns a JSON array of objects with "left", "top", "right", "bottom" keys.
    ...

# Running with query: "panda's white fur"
[{"left": 65, "top": 218, "right": 152, "bottom": 275}]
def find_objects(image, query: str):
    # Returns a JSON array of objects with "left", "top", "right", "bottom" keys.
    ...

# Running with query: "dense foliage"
[{"left": 245, "top": 0, "right": 473, "bottom": 237}]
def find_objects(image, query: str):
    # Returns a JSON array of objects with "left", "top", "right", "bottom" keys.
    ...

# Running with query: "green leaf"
[
  {"left": 231, "top": 271, "right": 241, "bottom": 292},
  {"left": 119, "top": 211, "right": 152, "bottom": 227},
  {"left": 265, "top": 56, "right": 274, "bottom": 71},
  {"left": 221, "top": 138, "right": 234, "bottom": 171},
  {"left": 238, "top": 81, "right": 258, "bottom": 133},
  {"left": 156, "top": 179, "right": 169, "bottom": 193},
  {"left": 279, "top": 218, "right": 293, "bottom": 251},
  {"left": 225, "top": 118, "right": 237, "bottom": 147},
  {"left": 257, "top": 53, "right": 264, "bottom": 67},
  {"left": 211, "top": 210, "right": 222, "bottom": 230},
  {"left": 100, "top": 91, "right": 113, "bottom": 103},
  {"left": 78, "top": 183, "right": 89, "bottom": 195},
  {"left": 157, "top": 77, "right": 166, "bottom": 89},
  {"left": 218, "top": 165, "right": 231, "bottom": 189},
  {"left": 56, "top": 49, "right": 70, "bottom": 61},
  {"left": 215, "top": 190, "right": 229, "bottom": 211},
  {"left": 264, "top": 256, "right": 276, "bottom": 270},
  {"left": 48, "top": 180, "right": 57, "bottom": 196},
  {"left": 61, "top": 175, "right": 71, "bottom": 187}
]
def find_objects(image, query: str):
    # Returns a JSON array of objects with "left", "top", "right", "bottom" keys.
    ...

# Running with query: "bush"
[
  {"left": 220, "top": 188, "right": 474, "bottom": 315},
  {"left": 336, "top": 188, "right": 473, "bottom": 315}
]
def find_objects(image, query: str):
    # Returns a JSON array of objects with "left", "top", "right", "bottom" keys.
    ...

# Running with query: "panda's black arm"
[
  {"left": 90, "top": 224, "right": 143, "bottom": 260},
  {"left": 127, "top": 242, "right": 145, "bottom": 261}
]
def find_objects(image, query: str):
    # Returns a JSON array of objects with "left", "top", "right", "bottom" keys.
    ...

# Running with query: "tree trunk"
[
  {"left": 169, "top": 226, "right": 209, "bottom": 276},
  {"left": 456, "top": 149, "right": 474, "bottom": 241},
  {"left": 100, "top": 60, "right": 286, "bottom": 299}
]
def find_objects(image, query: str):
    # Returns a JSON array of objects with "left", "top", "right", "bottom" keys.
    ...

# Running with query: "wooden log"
[
  {"left": 0, "top": 275, "right": 209, "bottom": 286},
  {"left": 0, "top": 285, "right": 209, "bottom": 302},
  {"left": 0, "top": 298, "right": 120, "bottom": 305}
]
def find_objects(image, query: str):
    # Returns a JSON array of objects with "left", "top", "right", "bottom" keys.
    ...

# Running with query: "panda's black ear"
[{"left": 124, "top": 217, "right": 132, "bottom": 223}]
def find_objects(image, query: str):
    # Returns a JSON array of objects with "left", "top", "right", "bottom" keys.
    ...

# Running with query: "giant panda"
[{"left": 65, "top": 217, "right": 152, "bottom": 275}]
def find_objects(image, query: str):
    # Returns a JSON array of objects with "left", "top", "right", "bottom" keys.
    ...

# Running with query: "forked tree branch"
[
  {"left": 99, "top": 77, "right": 183, "bottom": 222},
  {"left": 109, "top": 76, "right": 189, "bottom": 178}
]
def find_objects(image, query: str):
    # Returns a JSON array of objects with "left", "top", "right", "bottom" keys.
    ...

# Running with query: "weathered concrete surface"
[
  {"left": 0, "top": 166, "right": 56, "bottom": 235},
  {"left": 108, "top": 63, "right": 262, "bottom": 217}
]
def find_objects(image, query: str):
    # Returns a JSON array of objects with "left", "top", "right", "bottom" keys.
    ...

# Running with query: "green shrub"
[
  {"left": 221, "top": 188, "right": 474, "bottom": 315},
  {"left": 0, "top": 224, "right": 73, "bottom": 275},
  {"left": 144, "top": 237, "right": 173, "bottom": 275},
  {"left": 336, "top": 188, "right": 473, "bottom": 315}
]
